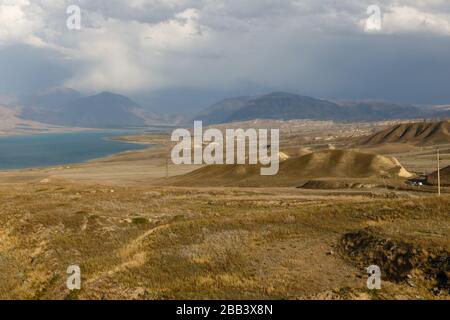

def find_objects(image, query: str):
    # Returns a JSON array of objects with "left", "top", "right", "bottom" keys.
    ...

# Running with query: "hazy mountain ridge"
[
  {"left": 20, "top": 91, "right": 164, "bottom": 128},
  {"left": 12, "top": 90, "right": 450, "bottom": 128},
  {"left": 196, "top": 92, "right": 347, "bottom": 124},
  {"left": 227, "top": 92, "right": 346, "bottom": 122},
  {"left": 20, "top": 87, "right": 84, "bottom": 110},
  {"left": 195, "top": 96, "right": 254, "bottom": 125},
  {"left": 0, "top": 105, "right": 72, "bottom": 136},
  {"left": 336, "top": 100, "right": 424, "bottom": 121},
  {"left": 195, "top": 92, "right": 436, "bottom": 124}
]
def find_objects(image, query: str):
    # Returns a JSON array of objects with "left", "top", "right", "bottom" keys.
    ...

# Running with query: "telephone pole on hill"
[
  {"left": 437, "top": 148, "right": 441, "bottom": 197},
  {"left": 165, "top": 157, "right": 169, "bottom": 179}
]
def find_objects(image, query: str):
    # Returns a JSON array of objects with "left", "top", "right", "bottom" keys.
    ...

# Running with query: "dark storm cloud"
[
  {"left": 1, "top": 0, "right": 450, "bottom": 112},
  {"left": 0, "top": 45, "right": 71, "bottom": 95},
  {"left": 281, "top": 33, "right": 450, "bottom": 105}
]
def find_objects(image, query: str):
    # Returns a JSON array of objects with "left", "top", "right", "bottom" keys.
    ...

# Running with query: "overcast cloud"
[{"left": 1, "top": 0, "right": 450, "bottom": 113}]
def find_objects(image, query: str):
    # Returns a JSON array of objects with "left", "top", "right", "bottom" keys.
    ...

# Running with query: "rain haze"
[{"left": 1, "top": 0, "right": 450, "bottom": 113}]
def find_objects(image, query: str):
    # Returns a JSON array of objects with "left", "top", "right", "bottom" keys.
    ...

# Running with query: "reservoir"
[{"left": 0, "top": 131, "right": 148, "bottom": 170}]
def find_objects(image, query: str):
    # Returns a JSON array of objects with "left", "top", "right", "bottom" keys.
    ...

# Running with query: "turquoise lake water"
[{"left": 0, "top": 131, "right": 148, "bottom": 170}]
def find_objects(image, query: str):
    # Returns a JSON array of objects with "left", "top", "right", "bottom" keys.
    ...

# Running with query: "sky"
[{"left": 1, "top": 0, "right": 450, "bottom": 114}]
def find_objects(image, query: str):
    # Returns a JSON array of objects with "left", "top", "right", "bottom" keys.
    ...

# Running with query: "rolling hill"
[
  {"left": 357, "top": 120, "right": 450, "bottom": 146},
  {"left": 427, "top": 165, "right": 450, "bottom": 186},
  {"left": 0, "top": 105, "right": 70, "bottom": 135},
  {"left": 167, "top": 150, "right": 412, "bottom": 187}
]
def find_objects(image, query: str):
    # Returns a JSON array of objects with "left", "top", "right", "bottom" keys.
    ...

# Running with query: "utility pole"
[
  {"left": 437, "top": 148, "right": 441, "bottom": 196},
  {"left": 165, "top": 157, "right": 169, "bottom": 179}
]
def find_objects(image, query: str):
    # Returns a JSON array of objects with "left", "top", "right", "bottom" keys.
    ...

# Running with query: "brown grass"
[{"left": 0, "top": 182, "right": 448, "bottom": 300}]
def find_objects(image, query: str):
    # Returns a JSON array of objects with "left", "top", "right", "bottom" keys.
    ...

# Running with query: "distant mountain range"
[
  {"left": 194, "top": 92, "right": 446, "bottom": 125},
  {"left": 12, "top": 89, "right": 450, "bottom": 128},
  {"left": 336, "top": 100, "right": 424, "bottom": 122},
  {"left": 20, "top": 87, "right": 84, "bottom": 110},
  {"left": 196, "top": 92, "right": 342, "bottom": 124},
  {"left": 19, "top": 90, "right": 166, "bottom": 128}
]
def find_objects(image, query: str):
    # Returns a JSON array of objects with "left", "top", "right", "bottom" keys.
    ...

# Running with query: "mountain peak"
[
  {"left": 39, "top": 87, "right": 80, "bottom": 96},
  {"left": 20, "top": 87, "right": 83, "bottom": 109},
  {"left": 97, "top": 91, "right": 120, "bottom": 97},
  {"left": 20, "top": 91, "right": 162, "bottom": 128},
  {"left": 85, "top": 92, "right": 142, "bottom": 109},
  {"left": 264, "top": 92, "right": 302, "bottom": 98},
  {"left": 195, "top": 92, "right": 428, "bottom": 124}
]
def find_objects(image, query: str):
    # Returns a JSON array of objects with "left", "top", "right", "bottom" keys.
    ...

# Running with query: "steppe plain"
[{"left": 0, "top": 119, "right": 448, "bottom": 300}]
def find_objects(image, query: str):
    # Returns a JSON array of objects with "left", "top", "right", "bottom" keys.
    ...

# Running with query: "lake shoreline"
[
  {"left": 0, "top": 130, "right": 197, "bottom": 186},
  {"left": 0, "top": 130, "right": 152, "bottom": 171}
]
